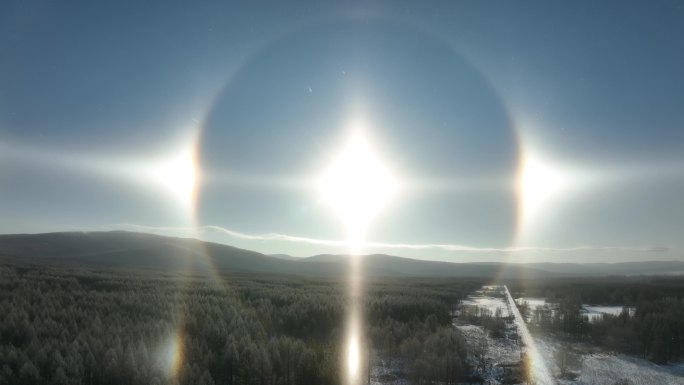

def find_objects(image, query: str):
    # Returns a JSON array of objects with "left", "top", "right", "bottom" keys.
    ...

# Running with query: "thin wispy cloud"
[{"left": 93, "top": 223, "right": 669, "bottom": 254}]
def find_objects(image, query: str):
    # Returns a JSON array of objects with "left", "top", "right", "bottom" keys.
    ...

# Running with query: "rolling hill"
[{"left": 0, "top": 231, "right": 682, "bottom": 278}]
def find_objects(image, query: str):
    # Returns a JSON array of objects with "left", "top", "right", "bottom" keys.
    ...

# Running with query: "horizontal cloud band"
[{"left": 95, "top": 223, "right": 669, "bottom": 254}]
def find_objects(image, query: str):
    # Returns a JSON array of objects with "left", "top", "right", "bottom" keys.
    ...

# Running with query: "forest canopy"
[{"left": 0, "top": 262, "right": 481, "bottom": 385}]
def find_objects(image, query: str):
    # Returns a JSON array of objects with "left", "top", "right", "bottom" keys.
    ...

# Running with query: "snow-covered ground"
[
  {"left": 582, "top": 305, "right": 632, "bottom": 316},
  {"left": 582, "top": 305, "right": 635, "bottom": 322},
  {"left": 504, "top": 286, "right": 556, "bottom": 385},
  {"left": 456, "top": 324, "right": 521, "bottom": 364},
  {"left": 516, "top": 297, "right": 636, "bottom": 323},
  {"left": 515, "top": 297, "right": 551, "bottom": 322},
  {"left": 461, "top": 287, "right": 511, "bottom": 317},
  {"left": 454, "top": 286, "right": 527, "bottom": 384},
  {"left": 372, "top": 285, "right": 684, "bottom": 385},
  {"left": 514, "top": 301, "right": 684, "bottom": 385},
  {"left": 532, "top": 334, "right": 684, "bottom": 385},
  {"left": 369, "top": 357, "right": 409, "bottom": 385},
  {"left": 516, "top": 297, "right": 547, "bottom": 309},
  {"left": 577, "top": 353, "right": 684, "bottom": 385}
]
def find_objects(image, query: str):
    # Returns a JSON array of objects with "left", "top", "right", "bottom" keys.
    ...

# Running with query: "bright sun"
[
  {"left": 149, "top": 146, "right": 198, "bottom": 208},
  {"left": 319, "top": 130, "right": 398, "bottom": 249},
  {"left": 518, "top": 151, "right": 573, "bottom": 231}
]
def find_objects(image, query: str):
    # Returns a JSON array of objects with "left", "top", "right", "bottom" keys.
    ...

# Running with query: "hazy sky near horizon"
[{"left": 1, "top": 1, "right": 683, "bottom": 262}]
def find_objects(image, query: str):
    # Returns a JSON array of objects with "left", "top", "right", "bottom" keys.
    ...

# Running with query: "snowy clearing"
[
  {"left": 460, "top": 287, "right": 511, "bottom": 317},
  {"left": 577, "top": 353, "right": 684, "bottom": 385}
]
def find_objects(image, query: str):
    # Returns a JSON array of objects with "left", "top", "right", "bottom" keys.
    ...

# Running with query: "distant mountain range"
[{"left": 1, "top": 231, "right": 683, "bottom": 278}]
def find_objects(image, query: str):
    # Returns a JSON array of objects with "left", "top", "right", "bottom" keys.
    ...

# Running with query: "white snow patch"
[
  {"left": 461, "top": 287, "right": 511, "bottom": 317},
  {"left": 578, "top": 354, "right": 684, "bottom": 385}
]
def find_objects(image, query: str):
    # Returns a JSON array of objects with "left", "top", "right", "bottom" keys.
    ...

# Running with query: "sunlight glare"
[
  {"left": 519, "top": 152, "right": 570, "bottom": 226},
  {"left": 149, "top": 146, "right": 199, "bottom": 207},
  {"left": 159, "top": 332, "right": 183, "bottom": 380},
  {"left": 319, "top": 130, "right": 398, "bottom": 248},
  {"left": 347, "top": 334, "right": 360, "bottom": 379}
]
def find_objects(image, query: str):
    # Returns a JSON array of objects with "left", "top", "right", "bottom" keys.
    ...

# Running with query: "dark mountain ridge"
[{"left": 0, "top": 231, "right": 681, "bottom": 278}]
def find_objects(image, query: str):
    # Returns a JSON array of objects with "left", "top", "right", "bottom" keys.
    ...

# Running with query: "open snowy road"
[{"left": 504, "top": 285, "right": 556, "bottom": 385}]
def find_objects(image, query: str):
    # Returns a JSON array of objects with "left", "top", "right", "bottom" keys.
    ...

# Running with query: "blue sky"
[{"left": 1, "top": 1, "right": 683, "bottom": 262}]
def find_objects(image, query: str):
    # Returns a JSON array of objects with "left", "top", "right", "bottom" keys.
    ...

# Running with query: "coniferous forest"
[
  {"left": 0, "top": 262, "right": 480, "bottom": 385},
  {"left": 4, "top": 260, "right": 684, "bottom": 385},
  {"left": 510, "top": 277, "right": 684, "bottom": 364}
]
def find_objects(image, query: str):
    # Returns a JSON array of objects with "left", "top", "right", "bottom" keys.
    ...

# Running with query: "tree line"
[
  {"left": 511, "top": 277, "right": 684, "bottom": 364},
  {"left": 0, "top": 262, "right": 482, "bottom": 385}
]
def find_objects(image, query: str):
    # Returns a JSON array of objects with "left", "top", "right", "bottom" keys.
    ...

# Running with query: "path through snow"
[{"left": 504, "top": 285, "right": 555, "bottom": 385}]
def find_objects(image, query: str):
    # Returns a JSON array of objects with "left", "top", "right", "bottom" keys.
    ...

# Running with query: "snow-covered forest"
[
  {"left": 0, "top": 262, "right": 480, "bottom": 385},
  {"left": 3, "top": 261, "right": 684, "bottom": 385}
]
